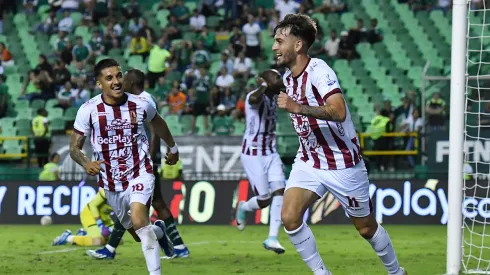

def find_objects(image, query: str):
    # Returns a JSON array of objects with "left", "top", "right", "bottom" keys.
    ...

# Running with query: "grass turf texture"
[{"left": 0, "top": 225, "right": 461, "bottom": 275}]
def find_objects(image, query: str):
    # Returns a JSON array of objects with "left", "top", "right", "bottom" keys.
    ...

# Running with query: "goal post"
[{"left": 446, "top": 0, "right": 466, "bottom": 274}]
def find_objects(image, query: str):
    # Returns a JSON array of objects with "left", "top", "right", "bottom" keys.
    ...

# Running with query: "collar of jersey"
[{"left": 101, "top": 93, "right": 128, "bottom": 107}]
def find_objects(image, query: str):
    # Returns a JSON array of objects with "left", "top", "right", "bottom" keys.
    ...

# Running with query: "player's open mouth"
[
  {"left": 112, "top": 86, "right": 122, "bottom": 93},
  {"left": 276, "top": 54, "right": 282, "bottom": 61}
]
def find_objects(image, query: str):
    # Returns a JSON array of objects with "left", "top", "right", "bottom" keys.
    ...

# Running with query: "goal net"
[{"left": 462, "top": 0, "right": 490, "bottom": 273}]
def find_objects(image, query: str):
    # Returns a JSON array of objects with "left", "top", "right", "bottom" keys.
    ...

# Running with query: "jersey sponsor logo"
[
  {"left": 97, "top": 112, "right": 110, "bottom": 116},
  {"left": 109, "top": 147, "right": 132, "bottom": 160},
  {"left": 110, "top": 164, "right": 131, "bottom": 180},
  {"left": 105, "top": 119, "right": 134, "bottom": 131},
  {"left": 336, "top": 122, "right": 345, "bottom": 136},
  {"left": 326, "top": 74, "right": 337, "bottom": 86},
  {"left": 291, "top": 114, "right": 319, "bottom": 149},
  {"left": 97, "top": 134, "right": 138, "bottom": 145}
]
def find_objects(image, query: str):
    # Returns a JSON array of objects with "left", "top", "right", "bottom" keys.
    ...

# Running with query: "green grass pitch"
[{"left": 0, "top": 224, "right": 466, "bottom": 274}]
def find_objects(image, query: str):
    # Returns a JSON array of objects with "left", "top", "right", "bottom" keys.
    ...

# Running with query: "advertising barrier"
[
  {"left": 51, "top": 135, "right": 246, "bottom": 181},
  {"left": 1, "top": 179, "right": 488, "bottom": 225}
]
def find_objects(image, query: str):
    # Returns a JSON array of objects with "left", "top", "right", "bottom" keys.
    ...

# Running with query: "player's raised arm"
[{"left": 248, "top": 77, "right": 268, "bottom": 105}]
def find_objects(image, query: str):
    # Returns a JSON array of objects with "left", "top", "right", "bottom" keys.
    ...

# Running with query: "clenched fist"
[
  {"left": 83, "top": 160, "right": 105, "bottom": 176},
  {"left": 277, "top": 92, "right": 301, "bottom": 113}
]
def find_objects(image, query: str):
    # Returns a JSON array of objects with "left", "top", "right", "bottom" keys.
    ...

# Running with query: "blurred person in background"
[
  {"left": 242, "top": 14, "right": 262, "bottom": 59},
  {"left": 219, "top": 51, "right": 234, "bottom": 74},
  {"left": 0, "top": 42, "right": 12, "bottom": 66},
  {"left": 192, "top": 40, "right": 211, "bottom": 68},
  {"left": 166, "top": 86, "right": 187, "bottom": 117},
  {"left": 23, "top": 0, "right": 38, "bottom": 13},
  {"left": 401, "top": 108, "right": 423, "bottom": 169},
  {"left": 61, "top": 0, "right": 80, "bottom": 12},
  {"left": 190, "top": 8, "right": 206, "bottom": 32},
  {"left": 275, "top": 0, "right": 300, "bottom": 20},
  {"left": 216, "top": 67, "right": 234, "bottom": 92},
  {"left": 197, "top": 26, "right": 217, "bottom": 52},
  {"left": 53, "top": 60, "right": 71, "bottom": 90},
  {"left": 220, "top": 87, "right": 237, "bottom": 114},
  {"left": 189, "top": 67, "right": 211, "bottom": 135},
  {"left": 370, "top": 109, "right": 391, "bottom": 171},
  {"left": 183, "top": 62, "right": 200, "bottom": 88},
  {"left": 147, "top": 38, "right": 172, "bottom": 88},
  {"left": 57, "top": 80, "right": 77, "bottom": 108},
  {"left": 32, "top": 8, "right": 58, "bottom": 35},
  {"left": 172, "top": 0, "right": 191, "bottom": 24},
  {"left": 89, "top": 30, "right": 105, "bottom": 57},
  {"left": 337, "top": 30, "right": 355, "bottom": 60},
  {"left": 58, "top": 9, "right": 73, "bottom": 33},
  {"left": 32, "top": 108, "right": 51, "bottom": 168},
  {"left": 137, "top": 18, "right": 155, "bottom": 43},
  {"left": 232, "top": 92, "right": 246, "bottom": 121},
  {"left": 71, "top": 61, "right": 88, "bottom": 86},
  {"left": 130, "top": 33, "right": 150, "bottom": 60},
  {"left": 366, "top": 18, "right": 383, "bottom": 43},
  {"left": 39, "top": 153, "right": 61, "bottom": 181},
  {"left": 122, "top": 0, "right": 140, "bottom": 20},
  {"left": 166, "top": 14, "right": 183, "bottom": 40},
  {"left": 426, "top": 92, "right": 446, "bottom": 132},
  {"left": 154, "top": 76, "right": 170, "bottom": 103},
  {"left": 233, "top": 51, "right": 252, "bottom": 80},
  {"left": 324, "top": 30, "right": 340, "bottom": 61},
  {"left": 72, "top": 36, "right": 93, "bottom": 65},
  {"left": 0, "top": 75, "right": 6, "bottom": 118},
  {"left": 212, "top": 104, "right": 234, "bottom": 136}
]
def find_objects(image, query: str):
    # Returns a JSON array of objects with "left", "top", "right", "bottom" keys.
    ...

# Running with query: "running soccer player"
[
  {"left": 272, "top": 14, "right": 407, "bottom": 275},
  {"left": 235, "top": 69, "right": 286, "bottom": 254},
  {"left": 87, "top": 69, "right": 189, "bottom": 260},
  {"left": 52, "top": 188, "right": 114, "bottom": 246},
  {"left": 69, "top": 59, "right": 177, "bottom": 275}
]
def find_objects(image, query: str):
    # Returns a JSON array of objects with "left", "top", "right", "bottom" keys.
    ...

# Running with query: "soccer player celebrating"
[
  {"left": 52, "top": 188, "right": 114, "bottom": 246},
  {"left": 272, "top": 15, "right": 407, "bottom": 275},
  {"left": 87, "top": 69, "right": 189, "bottom": 259},
  {"left": 235, "top": 69, "right": 286, "bottom": 254},
  {"left": 69, "top": 59, "right": 177, "bottom": 275}
]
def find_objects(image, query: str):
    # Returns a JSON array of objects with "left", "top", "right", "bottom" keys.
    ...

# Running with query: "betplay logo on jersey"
[{"left": 96, "top": 134, "right": 138, "bottom": 145}]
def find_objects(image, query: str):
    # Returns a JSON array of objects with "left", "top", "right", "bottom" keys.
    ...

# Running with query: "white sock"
[
  {"left": 366, "top": 224, "right": 401, "bottom": 275},
  {"left": 135, "top": 225, "right": 161, "bottom": 275},
  {"left": 150, "top": 224, "right": 164, "bottom": 240},
  {"left": 66, "top": 235, "right": 74, "bottom": 244},
  {"left": 105, "top": 244, "right": 116, "bottom": 253},
  {"left": 241, "top": 196, "right": 260, "bottom": 212},
  {"left": 285, "top": 223, "right": 329, "bottom": 275},
  {"left": 269, "top": 196, "right": 283, "bottom": 238}
]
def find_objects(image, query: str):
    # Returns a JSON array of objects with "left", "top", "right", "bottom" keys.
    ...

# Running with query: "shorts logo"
[{"left": 106, "top": 119, "right": 134, "bottom": 131}]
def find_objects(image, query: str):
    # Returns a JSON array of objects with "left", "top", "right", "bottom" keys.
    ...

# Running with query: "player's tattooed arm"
[
  {"left": 297, "top": 104, "right": 345, "bottom": 122},
  {"left": 69, "top": 132, "right": 90, "bottom": 167}
]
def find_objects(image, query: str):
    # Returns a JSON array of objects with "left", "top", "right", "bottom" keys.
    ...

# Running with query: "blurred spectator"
[
  {"left": 408, "top": 0, "right": 433, "bottom": 11},
  {"left": 167, "top": 86, "right": 187, "bottom": 117},
  {"left": 313, "top": 18, "right": 325, "bottom": 41},
  {"left": 189, "top": 67, "right": 211, "bottom": 135},
  {"left": 426, "top": 92, "right": 446, "bottom": 131},
  {"left": 200, "top": 0, "right": 217, "bottom": 16},
  {"left": 395, "top": 95, "right": 414, "bottom": 122},
  {"left": 54, "top": 31, "right": 69, "bottom": 55},
  {"left": 433, "top": 0, "right": 450, "bottom": 12},
  {"left": 219, "top": 51, "right": 234, "bottom": 75},
  {"left": 130, "top": 34, "right": 150, "bottom": 60},
  {"left": 166, "top": 15, "right": 183, "bottom": 40},
  {"left": 275, "top": 0, "right": 300, "bottom": 20},
  {"left": 92, "top": 0, "right": 110, "bottom": 23},
  {"left": 190, "top": 9, "right": 206, "bottom": 32},
  {"left": 337, "top": 31, "right": 355, "bottom": 60},
  {"left": 128, "top": 16, "right": 143, "bottom": 36},
  {"left": 382, "top": 99, "right": 393, "bottom": 114},
  {"left": 71, "top": 61, "right": 88, "bottom": 86},
  {"left": 349, "top": 18, "right": 366, "bottom": 45},
  {"left": 0, "top": 75, "right": 6, "bottom": 118},
  {"left": 72, "top": 82, "right": 90, "bottom": 108},
  {"left": 147, "top": 38, "right": 172, "bottom": 88},
  {"left": 229, "top": 27, "right": 245, "bottom": 57},
  {"left": 72, "top": 36, "right": 93, "bottom": 64},
  {"left": 33, "top": 9, "right": 58, "bottom": 35},
  {"left": 324, "top": 30, "right": 340, "bottom": 60},
  {"left": 174, "top": 40, "right": 193, "bottom": 72},
  {"left": 192, "top": 40, "right": 211, "bottom": 68},
  {"left": 60, "top": 39, "right": 74, "bottom": 65},
  {"left": 172, "top": 0, "right": 191, "bottom": 24},
  {"left": 197, "top": 26, "right": 217, "bottom": 52},
  {"left": 481, "top": 102, "right": 490, "bottom": 125},
  {"left": 137, "top": 19, "right": 156, "bottom": 43},
  {"left": 61, "top": 0, "right": 80, "bottom": 12},
  {"left": 24, "top": 0, "right": 38, "bottom": 13},
  {"left": 122, "top": 0, "right": 141, "bottom": 20},
  {"left": 89, "top": 30, "right": 105, "bottom": 56},
  {"left": 212, "top": 104, "right": 234, "bottom": 136},
  {"left": 268, "top": 12, "right": 279, "bottom": 35},
  {"left": 370, "top": 109, "right": 392, "bottom": 171},
  {"left": 309, "top": 36, "right": 325, "bottom": 57},
  {"left": 154, "top": 76, "right": 170, "bottom": 103},
  {"left": 58, "top": 10, "right": 74, "bottom": 33},
  {"left": 216, "top": 67, "right": 234, "bottom": 91},
  {"left": 401, "top": 108, "right": 423, "bottom": 169},
  {"left": 233, "top": 51, "right": 252, "bottom": 80},
  {"left": 256, "top": 7, "right": 269, "bottom": 29},
  {"left": 39, "top": 153, "right": 61, "bottom": 181},
  {"left": 19, "top": 70, "right": 42, "bottom": 101},
  {"left": 184, "top": 62, "right": 200, "bottom": 89},
  {"left": 0, "top": 42, "right": 13, "bottom": 66},
  {"left": 315, "top": 0, "right": 347, "bottom": 13},
  {"left": 53, "top": 60, "right": 71, "bottom": 89},
  {"left": 220, "top": 88, "right": 237, "bottom": 113},
  {"left": 32, "top": 108, "right": 51, "bottom": 168},
  {"left": 57, "top": 80, "right": 77, "bottom": 108},
  {"left": 232, "top": 93, "right": 246, "bottom": 121},
  {"left": 36, "top": 54, "right": 54, "bottom": 76},
  {"left": 366, "top": 18, "right": 383, "bottom": 44},
  {"left": 242, "top": 14, "right": 262, "bottom": 59}
]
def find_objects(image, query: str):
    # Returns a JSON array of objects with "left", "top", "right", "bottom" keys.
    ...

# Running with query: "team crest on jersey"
[{"left": 130, "top": 111, "right": 137, "bottom": 124}]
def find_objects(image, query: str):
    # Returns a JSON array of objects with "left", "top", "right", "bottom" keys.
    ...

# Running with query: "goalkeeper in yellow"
[{"left": 52, "top": 189, "right": 115, "bottom": 246}]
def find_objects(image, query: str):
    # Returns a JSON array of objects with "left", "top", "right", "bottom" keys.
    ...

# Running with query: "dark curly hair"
[{"left": 273, "top": 14, "right": 317, "bottom": 50}]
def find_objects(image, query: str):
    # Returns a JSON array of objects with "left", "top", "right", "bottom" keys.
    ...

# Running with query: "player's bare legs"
[
  {"left": 351, "top": 214, "right": 406, "bottom": 275},
  {"left": 131, "top": 202, "right": 161, "bottom": 275},
  {"left": 282, "top": 187, "right": 330, "bottom": 275}
]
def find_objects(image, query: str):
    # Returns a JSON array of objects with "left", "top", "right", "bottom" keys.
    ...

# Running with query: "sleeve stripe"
[
  {"left": 73, "top": 128, "right": 86, "bottom": 136},
  {"left": 323, "top": 88, "right": 342, "bottom": 101}
]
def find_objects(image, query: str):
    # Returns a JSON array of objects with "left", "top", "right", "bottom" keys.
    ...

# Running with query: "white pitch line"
[{"left": 38, "top": 248, "right": 81, "bottom": 254}]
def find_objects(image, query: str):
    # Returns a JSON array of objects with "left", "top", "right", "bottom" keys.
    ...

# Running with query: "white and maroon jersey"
[
  {"left": 284, "top": 57, "right": 362, "bottom": 170},
  {"left": 73, "top": 93, "right": 157, "bottom": 191},
  {"left": 241, "top": 89, "right": 277, "bottom": 156}
]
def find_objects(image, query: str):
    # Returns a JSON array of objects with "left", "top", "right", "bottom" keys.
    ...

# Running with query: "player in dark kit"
[{"left": 86, "top": 69, "right": 190, "bottom": 260}]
